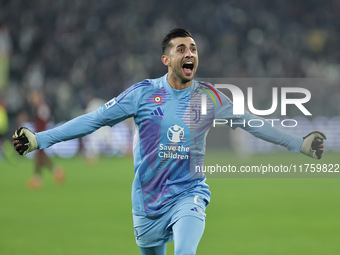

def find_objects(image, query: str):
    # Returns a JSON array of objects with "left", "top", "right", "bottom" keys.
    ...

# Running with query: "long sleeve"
[
  {"left": 35, "top": 81, "right": 146, "bottom": 150},
  {"left": 238, "top": 112, "right": 303, "bottom": 153},
  {"left": 36, "top": 109, "right": 109, "bottom": 149},
  {"left": 210, "top": 85, "right": 303, "bottom": 153}
]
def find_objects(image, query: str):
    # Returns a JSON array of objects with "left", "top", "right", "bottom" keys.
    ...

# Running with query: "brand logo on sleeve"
[{"left": 104, "top": 98, "right": 116, "bottom": 109}]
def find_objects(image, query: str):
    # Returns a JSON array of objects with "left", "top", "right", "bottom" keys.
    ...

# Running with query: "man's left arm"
[
  {"left": 237, "top": 112, "right": 326, "bottom": 159},
  {"left": 208, "top": 85, "right": 326, "bottom": 159}
]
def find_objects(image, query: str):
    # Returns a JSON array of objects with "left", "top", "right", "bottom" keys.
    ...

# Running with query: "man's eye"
[
  {"left": 178, "top": 48, "right": 184, "bottom": 52},
  {"left": 191, "top": 48, "right": 197, "bottom": 52}
]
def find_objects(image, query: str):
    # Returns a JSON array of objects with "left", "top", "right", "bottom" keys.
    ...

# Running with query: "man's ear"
[{"left": 161, "top": 55, "right": 170, "bottom": 66}]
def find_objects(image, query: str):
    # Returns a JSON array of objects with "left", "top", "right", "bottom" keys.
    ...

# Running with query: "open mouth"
[{"left": 182, "top": 62, "right": 194, "bottom": 75}]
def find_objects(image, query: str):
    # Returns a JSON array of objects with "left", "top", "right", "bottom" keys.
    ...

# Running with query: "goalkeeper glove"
[
  {"left": 12, "top": 127, "right": 38, "bottom": 155},
  {"left": 301, "top": 131, "right": 326, "bottom": 159}
]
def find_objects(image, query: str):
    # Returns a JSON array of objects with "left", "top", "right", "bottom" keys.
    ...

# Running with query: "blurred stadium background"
[{"left": 0, "top": 0, "right": 340, "bottom": 254}]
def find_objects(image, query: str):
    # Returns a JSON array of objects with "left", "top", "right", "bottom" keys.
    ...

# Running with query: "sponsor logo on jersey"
[
  {"left": 167, "top": 124, "right": 185, "bottom": 143},
  {"left": 150, "top": 107, "right": 164, "bottom": 116},
  {"left": 158, "top": 125, "right": 189, "bottom": 160}
]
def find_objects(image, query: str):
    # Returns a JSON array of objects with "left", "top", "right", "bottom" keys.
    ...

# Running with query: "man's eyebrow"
[
  {"left": 176, "top": 43, "right": 186, "bottom": 49},
  {"left": 176, "top": 43, "right": 196, "bottom": 48}
]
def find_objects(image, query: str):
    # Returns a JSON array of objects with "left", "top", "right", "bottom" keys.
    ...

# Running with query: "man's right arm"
[
  {"left": 13, "top": 81, "right": 147, "bottom": 155},
  {"left": 13, "top": 110, "right": 107, "bottom": 155},
  {"left": 13, "top": 100, "right": 129, "bottom": 155},
  {"left": 36, "top": 110, "right": 107, "bottom": 149}
]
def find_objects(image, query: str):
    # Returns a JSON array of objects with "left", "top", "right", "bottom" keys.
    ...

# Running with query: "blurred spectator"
[
  {"left": 0, "top": 24, "right": 11, "bottom": 92},
  {"left": 25, "top": 90, "right": 65, "bottom": 189}
]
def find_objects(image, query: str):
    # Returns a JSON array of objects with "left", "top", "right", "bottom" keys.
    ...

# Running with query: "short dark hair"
[{"left": 162, "top": 28, "right": 193, "bottom": 54}]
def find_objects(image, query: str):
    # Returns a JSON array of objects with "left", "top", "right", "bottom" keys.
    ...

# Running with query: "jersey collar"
[{"left": 163, "top": 73, "right": 198, "bottom": 100}]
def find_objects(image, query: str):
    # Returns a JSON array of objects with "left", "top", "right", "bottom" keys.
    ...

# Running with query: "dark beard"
[{"left": 181, "top": 77, "right": 192, "bottom": 84}]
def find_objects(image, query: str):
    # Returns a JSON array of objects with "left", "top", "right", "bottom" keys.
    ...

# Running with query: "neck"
[{"left": 167, "top": 71, "right": 192, "bottom": 90}]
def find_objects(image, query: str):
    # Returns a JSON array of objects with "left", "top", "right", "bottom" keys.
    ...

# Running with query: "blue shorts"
[{"left": 133, "top": 195, "right": 207, "bottom": 248}]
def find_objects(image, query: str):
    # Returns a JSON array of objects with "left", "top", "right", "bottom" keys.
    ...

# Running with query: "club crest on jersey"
[
  {"left": 167, "top": 125, "right": 185, "bottom": 143},
  {"left": 191, "top": 105, "right": 201, "bottom": 123},
  {"left": 154, "top": 96, "right": 162, "bottom": 103}
]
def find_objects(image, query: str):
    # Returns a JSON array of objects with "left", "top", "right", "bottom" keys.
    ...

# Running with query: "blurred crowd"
[{"left": 1, "top": 0, "right": 340, "bottom": 135}]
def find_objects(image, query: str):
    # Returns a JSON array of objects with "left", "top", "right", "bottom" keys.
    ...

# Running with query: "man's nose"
[{"left": 185, "top": 49, "right": 194, "bottom": 58}]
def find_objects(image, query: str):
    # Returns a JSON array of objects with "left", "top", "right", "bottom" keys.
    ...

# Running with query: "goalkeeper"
[{"left": 12, "top": 28, "right": 326, "bottom": 255}]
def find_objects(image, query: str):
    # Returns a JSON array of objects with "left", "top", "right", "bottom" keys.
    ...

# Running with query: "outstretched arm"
[
  {"left": 210, "top": 85, "right": 326, "bottom": 160},
  {"left": 238, "top": 113, "right": 303, "bottom": 154},
  {"left": 238, "top": 112, "right": 326, "bottom": 159},
  {"left": 12, "top": 81, "right": 146, "bottom": 155},
  {"left": 36, "top": 110, "right": 108, "bottom": 149},
  {"left": 13, "top": 109, "right": 110, "bottom": 155}
]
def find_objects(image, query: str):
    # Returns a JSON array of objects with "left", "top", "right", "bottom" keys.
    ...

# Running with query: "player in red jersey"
[{"left": 27, "top": 91, "right": 65, "bottom": 189}]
